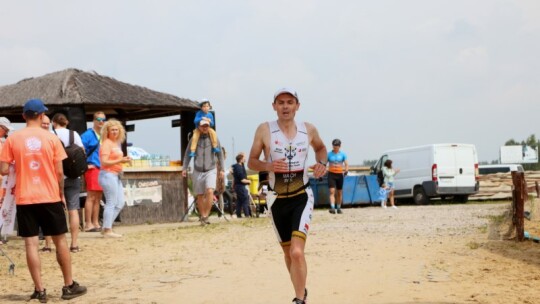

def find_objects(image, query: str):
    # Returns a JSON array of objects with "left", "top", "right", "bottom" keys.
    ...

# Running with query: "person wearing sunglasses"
[{"left": 80, "top": 112, "right": 106, "bottom": 232}]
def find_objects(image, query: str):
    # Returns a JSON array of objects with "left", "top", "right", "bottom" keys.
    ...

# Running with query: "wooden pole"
[
  {"left": 511, "top": 171, "right": 526, "bottom": 241},
  {"left": 536, "top": 181, "right": 539, "bottom": 198}
]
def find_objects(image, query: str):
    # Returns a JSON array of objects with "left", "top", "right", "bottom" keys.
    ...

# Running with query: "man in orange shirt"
[{"left": 0, "top": 99, "right": 87, "bottom": 302}]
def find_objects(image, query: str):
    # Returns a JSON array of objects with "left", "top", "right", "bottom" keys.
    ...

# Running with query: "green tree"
[
  {"left": 363, "top": 159, "right": 377, "bottom": 167},
  {"left": 504, "top": 134, "right": 539, "bottom": 171}
]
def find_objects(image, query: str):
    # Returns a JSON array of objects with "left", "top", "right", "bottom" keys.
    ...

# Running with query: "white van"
[
  {"left": 371, "top": 144, "right": 479, "bottom": 204},
  {"left": 478, "top": 164, "right": 524, "bottom": 175}
]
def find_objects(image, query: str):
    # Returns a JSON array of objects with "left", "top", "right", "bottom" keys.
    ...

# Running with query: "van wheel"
[
  {"left": 413, "top": 187, "right": 429, "bottom": 205},
  {"left": 454, "top": 195, "right": 469, "bottom": 203}
]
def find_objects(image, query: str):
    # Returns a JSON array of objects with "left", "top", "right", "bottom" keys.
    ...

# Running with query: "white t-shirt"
[{"left": 53, "top": 128, "right": 84, "bottom": 148}]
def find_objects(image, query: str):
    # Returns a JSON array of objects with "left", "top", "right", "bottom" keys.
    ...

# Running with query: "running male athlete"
[
  {"left": 248, "top": 88, "right": 327, "bottom": 304},
  {"left": 327, "top": 138, "right": 349, "bottom": 214}
]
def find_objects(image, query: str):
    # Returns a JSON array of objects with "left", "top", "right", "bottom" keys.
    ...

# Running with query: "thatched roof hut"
[
  {"left": 0, "top": 68, "right": 199, "bottom": 152},
  {"left": 0, "top": 68, "right": 198, "bottom": 121}
]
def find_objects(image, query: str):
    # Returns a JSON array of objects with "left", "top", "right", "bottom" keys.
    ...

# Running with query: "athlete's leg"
[
  {"left": 329, "top": 187, "right": 336, "bottom": 208},
  {"left": 336, "top": 189, "right": 343, "bottom": 209},
  {"left": 282, "top": 237, "right": 307, "bottom": 300}
]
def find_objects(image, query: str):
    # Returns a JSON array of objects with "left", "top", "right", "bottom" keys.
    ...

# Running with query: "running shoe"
[
  {"left": 61, "top": 281, "right": 87, "bottom": 300},
  {"left": 328, "top": 209, "right": 336, "bottom": 214},
  {"left": 29, "top": 289, "right": 47, "bottom": 303},
  {"left": 292, "top": 298, "right": 305, "bottom": 304},
  {"left": 337, "top": 209, "right": 343, "bottom": 214}
]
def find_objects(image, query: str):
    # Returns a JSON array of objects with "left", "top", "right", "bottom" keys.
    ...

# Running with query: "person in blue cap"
[{"left": 0, "top": 99, "right": 87, "bottom": 302}]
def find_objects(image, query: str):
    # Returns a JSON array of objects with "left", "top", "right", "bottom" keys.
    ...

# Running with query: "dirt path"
[{"left": 1, "top": 202, "right": 539, "bottom": 303}]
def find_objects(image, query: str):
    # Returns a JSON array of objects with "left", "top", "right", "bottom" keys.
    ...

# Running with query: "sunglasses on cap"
[{"left": 95, "top": 117, "right": 106, "bottom": 122}]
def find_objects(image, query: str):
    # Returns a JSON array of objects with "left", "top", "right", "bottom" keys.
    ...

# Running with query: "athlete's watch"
[{"left": 318, "top": 160, "right": 327, "bottom": 166}]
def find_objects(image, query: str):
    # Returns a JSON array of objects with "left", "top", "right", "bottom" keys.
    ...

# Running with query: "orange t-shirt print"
[
  {"left": 0, "top": 127, "right": 67, "bottom": 205},
  {"left": 100, "top": 139, "right": 123, "bottom": 173}
]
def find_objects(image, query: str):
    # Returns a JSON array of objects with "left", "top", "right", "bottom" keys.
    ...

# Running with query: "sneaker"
[
  {"left": 201, "top": 216, "right": 211, "bottom": 225},
  {"left": 337, "top": 209, "right": 343, "bottom": 214},
  {"left": 328, "top": 209, "right": 336, "bottom": 214},
  {"left": 189, "top": 152, "right": 196, "bottom": 157},
  {"left": 292, "top": 298, "right": 305, "bottom": 304},
  {"left": 102, "top": 232, "right": 122, "bottom": 238},
  {"left": 30, "top": 289, "right": 47, "bottom": 303},
  {"left": 212, "top": 147, "right": 221, "bottom": 153},
  {"left": 61, "top": 281, "right": 87, "bottom": 300},
  {"left": 383, "top": 205, "right": 387, "bottom": 209},
  {"left": 392, "top": 205, "right": 398, "bottom": 209}
]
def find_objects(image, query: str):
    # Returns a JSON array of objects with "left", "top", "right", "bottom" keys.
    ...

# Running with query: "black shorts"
[
  {"left": 327, "top": 172, "right": 344, "bottom": 190},
  {"left": 16, "top": 202, "right": 68, "bottom": 237},
  {"left": 270, "top": 189, "right": 314, "bottom": 246}
]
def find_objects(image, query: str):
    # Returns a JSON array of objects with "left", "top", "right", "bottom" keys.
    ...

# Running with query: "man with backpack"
[{"left": 52, "top": 113, "right": 85, "bottom": 252}]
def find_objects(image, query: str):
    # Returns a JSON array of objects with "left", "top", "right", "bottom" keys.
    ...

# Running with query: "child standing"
[
  {"left": 379, "top": 182, "right": 389, "bottom": 209},
  {"left": 189, "top": 99, "right": 220, "bottom": 157}
]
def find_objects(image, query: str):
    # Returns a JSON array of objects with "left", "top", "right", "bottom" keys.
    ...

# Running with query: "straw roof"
[{"left": 0, "top": 68, "right": 199, "bottom": 122}]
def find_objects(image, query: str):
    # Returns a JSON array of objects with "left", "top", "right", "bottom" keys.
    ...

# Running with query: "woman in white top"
[{"left": 382, "top": 159, "right": 400, "bottom": 209}]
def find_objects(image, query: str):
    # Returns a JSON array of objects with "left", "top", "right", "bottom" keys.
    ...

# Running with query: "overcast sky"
[{"left": 1, "top": 1, "right": 539, "bottom": 166}]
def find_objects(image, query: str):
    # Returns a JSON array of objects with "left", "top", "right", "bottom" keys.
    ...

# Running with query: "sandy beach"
[{"left": 1, "top": 201, "right": 540, "bottom": 304}]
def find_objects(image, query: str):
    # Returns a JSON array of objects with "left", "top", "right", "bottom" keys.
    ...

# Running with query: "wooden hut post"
[
  {"left": 180, "top": 111, "right": 196, "bottom": 156},
  {"left": 511, "top": 171, "right": 526, "bottom": 241}
]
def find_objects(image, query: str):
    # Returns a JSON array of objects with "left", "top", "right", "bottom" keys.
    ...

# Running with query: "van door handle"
[{"left": 459, "top": 168, "right": 463, "bottom": 174}]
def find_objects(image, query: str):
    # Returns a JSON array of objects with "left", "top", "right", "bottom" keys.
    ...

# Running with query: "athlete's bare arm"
[{"left": 306, "top": 122, "right": 327, "bottom": 178}]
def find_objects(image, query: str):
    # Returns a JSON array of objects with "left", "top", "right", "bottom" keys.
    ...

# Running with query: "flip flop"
[
  {"left": 84, "top": 228, "right": 100, "bottom": 232},
  {"left": 40, "top": 247, "right": 52, "bottom": 253},
  {"left": 70, "top": 246, "right": 80, "bottom": 253}
]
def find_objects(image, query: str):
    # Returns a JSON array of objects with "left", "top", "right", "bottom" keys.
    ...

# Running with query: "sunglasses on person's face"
[{"left": 95, "top": 117, "right": 106, "bottom": 122}]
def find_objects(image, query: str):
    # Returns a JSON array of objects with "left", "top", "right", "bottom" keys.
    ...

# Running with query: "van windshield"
[
  {"left": 479, "top": 167, "right": 510, "bottom": 174},
  {"left": 478, "top": 166, "right": 523, "bottom": 175}
]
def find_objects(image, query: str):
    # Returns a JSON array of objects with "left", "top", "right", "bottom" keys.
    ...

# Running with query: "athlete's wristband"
[{"left": 318, "top": 161, "right": 327, "bottom": 166}]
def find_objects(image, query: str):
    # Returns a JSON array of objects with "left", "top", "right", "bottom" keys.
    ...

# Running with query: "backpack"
[
  {"left": 377, "top": 169, "right": 384, "bottom": 186},
  {"left": 56, "top": 129, "right": 88, "bottom": 179}
]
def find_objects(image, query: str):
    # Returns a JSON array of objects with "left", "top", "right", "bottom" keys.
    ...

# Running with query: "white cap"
[
  {"left": 273, "top": 88, "right": 299, "bottom": 102},
  {"left": 0, "top": 117, "right": 14, "bottom": 131},
  {"left": 199, "top": 120, "right": 210, "bottom": 126}
]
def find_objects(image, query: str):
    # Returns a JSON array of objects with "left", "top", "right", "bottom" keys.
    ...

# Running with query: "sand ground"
[{"left": 1, "top": 201, "right": 540, "bottom": 304}]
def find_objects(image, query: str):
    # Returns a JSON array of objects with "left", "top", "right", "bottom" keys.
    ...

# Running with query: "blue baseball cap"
[{"left": 23, "top": 99, "right": 48, "bottom": 114}]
